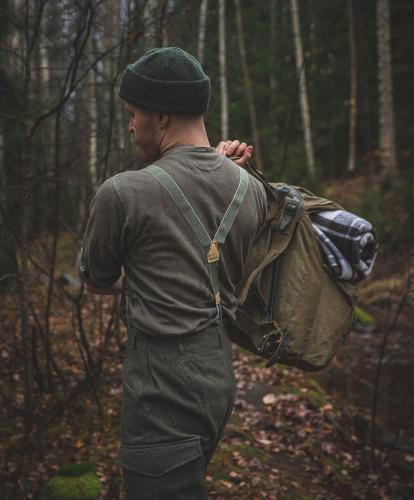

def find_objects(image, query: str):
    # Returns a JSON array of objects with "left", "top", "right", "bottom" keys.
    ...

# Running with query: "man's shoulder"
[
  {"left": 242, "top": 169, "right": 267, "bottom": 222},
  {"left": 106, "top": 169, "right": 161, "bottom": 209},
  {"left": 110, "top": 169, "right": 158, "bottom": 192},
  {"left": 111, "top": 168, "right": 151, "bottom": 183}
]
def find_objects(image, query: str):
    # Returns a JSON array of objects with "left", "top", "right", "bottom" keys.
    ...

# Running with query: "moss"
[
  {"left": 271, "top": 378, "right": 328, "bottom": 408},
  {"left": 237, "top": 346, "right": 255, "bottom": 356},
  {"left": 42, "top": 471, "right": 102, "bottom": 500},
  {"left": 302, "top": 379, "right": 328, "bottom": 407},
  {"left": 208, "top": 439, "right": 271, "bottom": 481},
  {"left": 354, "top": 306, "right": 376, "bottom": 325},
  {"left": 293, "top": 493, "right": 315, "bottom": 500},
  {"left": 208, "top": 442, "right": 238, "bottom": 479},
  {"left": 225, "top": 417, "right": 249, "bottom": 439},
  {"left": 207, "top": 440, "right": 272, "bottom": 498},
  {"left": 58, "top": 462, "right": 97, "bottom": 477},
  {"left": 234, "top": 443, "right": 269, "bottom": 462},
  {"left": 306, "top": 388, "right": 327, "bottom": 407}
]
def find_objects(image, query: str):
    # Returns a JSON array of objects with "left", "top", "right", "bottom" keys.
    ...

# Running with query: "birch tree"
[
  {"left": 290, "top": 0, "right": 315, "bottom": 176},
  {"left": 160, "top": 0, "right": 170, "bottom": 46},
  {"left": 87, "top": 40, "right": 98, "bottom": 189},
  {"left": 218, "top": 0, "right": 228, "bottom": 140},
  {"left": 270, "top": 0, "right": 277, "bottom": 123},
  {"left": 144, "top": 0, "right": 158, "bottom": 49},
  {"left": 197, "top": 0, "right": 208, "bottom": 64},
  {"left": 234, "top": 0, "right": 262, "bottom": 171},
  {"left": 376, "top": 0, "right": 397, "bottom": 180},
  {"left": 347, "top": 0, "right": 357, "bottom": 173}
]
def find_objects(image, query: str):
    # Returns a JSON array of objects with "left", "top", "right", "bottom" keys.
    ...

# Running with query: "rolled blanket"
[{"left": 311, "top": 210, "right": 378, "bottom": 283}]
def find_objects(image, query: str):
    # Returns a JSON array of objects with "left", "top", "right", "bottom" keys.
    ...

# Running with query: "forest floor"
[{"left": 1, "top": 245, "right": 413, "bottom": 499}]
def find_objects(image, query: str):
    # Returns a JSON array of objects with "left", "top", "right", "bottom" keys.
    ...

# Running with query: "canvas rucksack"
[{"left": 228, "top": 164, "right": 358, "bottom": 371}]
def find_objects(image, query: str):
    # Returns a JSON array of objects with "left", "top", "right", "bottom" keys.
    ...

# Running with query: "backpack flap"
[{"left": 268, "top": 213, "right": 356, "bottom": 370}]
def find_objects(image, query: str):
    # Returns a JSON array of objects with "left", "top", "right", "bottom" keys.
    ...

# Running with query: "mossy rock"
[{"left": 41, "top": 465, "right": 102, "bottom": 500}]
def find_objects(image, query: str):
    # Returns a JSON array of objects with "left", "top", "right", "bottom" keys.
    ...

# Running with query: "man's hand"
[
  {"left": 216, "top": 140, "right": 254, "bottom": 167},
  {"left": 84, "top": 274, "right": 123, "bottom": 295}
]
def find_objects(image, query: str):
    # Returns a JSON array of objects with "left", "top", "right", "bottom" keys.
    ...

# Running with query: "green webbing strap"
[{"left": 146, "top": 164, "right": 249, "bottom": 320}]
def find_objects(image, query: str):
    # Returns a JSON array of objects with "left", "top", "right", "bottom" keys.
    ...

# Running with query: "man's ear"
[{"left": 158, "top": 113, "right": 169, "bottom": 129}]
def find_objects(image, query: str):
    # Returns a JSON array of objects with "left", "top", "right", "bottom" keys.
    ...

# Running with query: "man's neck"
[{"left": 159, "top": 115, "right": 210, "bottom": 157}]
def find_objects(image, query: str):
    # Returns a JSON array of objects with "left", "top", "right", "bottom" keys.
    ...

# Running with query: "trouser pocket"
[{"left": 119, "top": 437, "right": 207, "bottom": 500}]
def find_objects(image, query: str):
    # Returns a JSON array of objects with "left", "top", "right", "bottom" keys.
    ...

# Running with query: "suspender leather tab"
[{"left": 207, "top": 241, "right": 220, "bottom": 263}]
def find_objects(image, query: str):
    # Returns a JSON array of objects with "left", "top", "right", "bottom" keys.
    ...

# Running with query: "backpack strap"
[{"left": 146, "top": 164, "right": 249, "bottom": 321}]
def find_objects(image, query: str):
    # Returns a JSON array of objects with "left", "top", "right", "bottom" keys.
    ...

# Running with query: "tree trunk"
[
  {"left": 19, "top": 181, "right": 33, "bottom": 430},
  {"left": 270, "top": 0, "right": 277, "bottom": 123},
  {"left": 197, "top": 0, "right": 208, "bottom": 65},
  {"left": 376, "top": 0, "right": 397, "bottom": 181},
  {"left": 290, "top": 0, "right": 315, "bottom": 176},
  {"left": 347, "top": 0, "right": 357, "bottom": 173},
  {"left": 159, "top": 0, "right": 169, "bottom": 46},
  {"left": 87, "top": 58, "right": 98, "bottom": 189},
  {"left": 218, "top": 0, "right": 228, "bottom": 140},
  {"left": 20, "top": 0, "right": 37, "bottom": 429},
  {"left": 234, "top": 0, "right": 263, "bottom": 171},
  {"left": 144, "top": 0, "right": 158, "bottom": 49}
]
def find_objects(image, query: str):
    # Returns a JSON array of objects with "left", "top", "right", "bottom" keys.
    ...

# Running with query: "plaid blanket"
[{"left": 311, "top": 210, "right": 378, "bottom": 283}]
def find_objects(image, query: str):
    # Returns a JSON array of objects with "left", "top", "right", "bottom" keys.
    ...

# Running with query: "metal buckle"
[{"left": 257, "top": 325, "right": 284, "bottom": 358}]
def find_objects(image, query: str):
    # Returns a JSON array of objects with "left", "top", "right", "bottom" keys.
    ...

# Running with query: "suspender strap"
[
  {"left": 146, "top": 164, "right": 250, "bottom": 320},
  {"left": 145, "top": 165, "right": 211, "bottom": 248},
  {"left": 215, "top": 169, "right": 250, "bottom": 243}
]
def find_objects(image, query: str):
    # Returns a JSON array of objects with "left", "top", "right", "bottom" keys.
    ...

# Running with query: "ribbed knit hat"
[{"left": 119, "top": 47, "right": 210, "bottom": 114}]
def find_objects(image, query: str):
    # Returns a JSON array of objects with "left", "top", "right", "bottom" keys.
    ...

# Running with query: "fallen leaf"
[
  {"left": 75, "top": 439, "right": 84, "bottom": 449},
  {"left": 262, "top": 393, "right": 277, "bottom": 405}
]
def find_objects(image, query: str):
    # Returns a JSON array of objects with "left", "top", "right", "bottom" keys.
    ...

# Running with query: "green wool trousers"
[{"left": 118, "top": 323, "right": 236, "bottom": 499}]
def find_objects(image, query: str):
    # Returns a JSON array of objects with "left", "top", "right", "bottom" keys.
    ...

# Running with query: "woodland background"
[{"left": 0, "top": 0, "right": 413, "bottom": 498}]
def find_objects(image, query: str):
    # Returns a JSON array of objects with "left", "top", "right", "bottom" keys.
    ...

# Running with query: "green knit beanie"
[{"left": 119, "top": 47, "right": 210, "bottom": 114}]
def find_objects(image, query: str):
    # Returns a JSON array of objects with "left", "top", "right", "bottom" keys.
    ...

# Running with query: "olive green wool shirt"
[{"left": 78, "top": 145, "right": 266, "bottom": 337}]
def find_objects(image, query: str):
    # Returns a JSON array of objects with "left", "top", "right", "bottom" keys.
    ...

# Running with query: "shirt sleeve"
[
  {"left": 254, "top": 181, "right": 268, "bottom": 239},
  {"left": 76, "top": 178, "right": 127, "bottom": 288}
]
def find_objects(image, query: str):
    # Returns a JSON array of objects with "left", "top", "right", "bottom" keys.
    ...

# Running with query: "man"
[{"left": 77, "top": 47, "right": 266, "bottom": 499}]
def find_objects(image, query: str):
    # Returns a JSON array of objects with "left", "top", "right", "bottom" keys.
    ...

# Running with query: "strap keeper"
[
  {"left": 215, "top": 291, "right": 221, "bottom": 305},
  {"left": 207, "top": 241, "right": 220, "bottom": 263}
]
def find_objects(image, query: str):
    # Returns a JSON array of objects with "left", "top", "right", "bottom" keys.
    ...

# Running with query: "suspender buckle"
[{"left": 207, "top": 241, "right": 220, "bottom": 263}]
